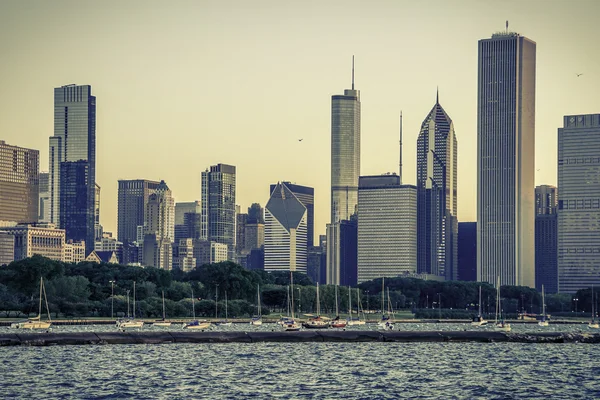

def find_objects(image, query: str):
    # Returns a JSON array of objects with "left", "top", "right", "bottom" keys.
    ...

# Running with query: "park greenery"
[{"left": 0, "top": 255, "right": 596, "bottom": 320}]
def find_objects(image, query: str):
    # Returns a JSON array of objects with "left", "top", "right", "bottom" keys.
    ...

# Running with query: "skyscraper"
[
  {"left": 457, "top": 222, "right": 477, "bottom": 281},
  {"left": 416, "top": 94, "right": 458, "bottom": 281},
  {"left": 49, "top": 84, "right": 96, "bottom": 254},
  {"left": 60, "top": 160, "right": 93, "bottom": 249},
  {"left": 201, "top": 164, "right": 236, "bottom": 260},
  {"left": 0, "top": 140, "right": 39, "bottom": 224},
  {"left": 264, "top": 182, "right": 308, "bottom": 273},
  {"left": 117, "top": 179, "right": 161, "bottom": 243},
  {"left": 142, "top": 180, "right": 175, "bottom": 270},
  {"left": 535, "top": 185, "right": 558, "bottom": 293},
  {"left": 356, "top": 175, "right": 417, "bottom": 283},
  {"left": 270, "top": 182, "right": 314, "bottom": 247},
  {"left": 94, "top": 182, "right": 102, "bottom": 240},
  {"left": 477, "top": 32, "right": 536, "bottom": 287},
  {"left": 38, "top": 172, "right": 50, "bottom": 223},
  {"left": 558, "top": 114, "right": 600, "bottom": 293}
]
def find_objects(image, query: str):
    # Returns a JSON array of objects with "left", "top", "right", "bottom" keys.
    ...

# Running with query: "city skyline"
[{"left": 1, "top": 1, "right": 599, "bottom": 239}]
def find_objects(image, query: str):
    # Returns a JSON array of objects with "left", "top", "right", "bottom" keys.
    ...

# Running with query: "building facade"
[
  {"left": 117, "top": 179, "right": 161, "bottom": 243},
  {"left": 59, "top": 160, "right": 94, "bottom": 253},
  {"left": 0, "top": 140, "right": 39, "bottom": 224},
  {"left": 201, "top": 164, "right": 236, "bottom": 260},
  {"left": 0, "top": 223, "right": 65, "bottom": 262},
  {"left": 264, "top": 182, "right": 308, "bottom": 273},
  {"left": 142, "top": 180, "right": 174, "bottom": 270},
  {"left": 535, "top": 185, "right": 558, "bottom": 293},
  {"left": 558, "top": 114, "right": 600, "bottom": 293},
  {"left": 457, "top": 222, "right": 477, "bottom": 281},
  {"left": 270, "top": 182, "right": 314, "bottom": 247},
  {"left": 38, "top": 172, "right": 50, "bottom": 223},
  {"left": 416, "top": 95, "right": 458, "bottom": 281},
  {"left": 477, "top": 33, "right": 536, "bottom": 287},
  {"left": 49, "top": 84, "right": 96, "bottom": 255},
  {"left": 356, "top": 175, "right": 417, "bottom": 283}
]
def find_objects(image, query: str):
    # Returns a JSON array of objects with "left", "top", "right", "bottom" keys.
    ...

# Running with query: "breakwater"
[{"left": 1, "top": 330, "right": 599, "bottom": 346}]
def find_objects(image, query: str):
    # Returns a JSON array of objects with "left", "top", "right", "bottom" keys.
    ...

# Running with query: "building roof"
[{"left": 266, "top": 182, "right": 306, "bottom": 233}]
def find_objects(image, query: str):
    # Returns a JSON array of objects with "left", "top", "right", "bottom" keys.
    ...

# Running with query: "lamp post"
[
  {"left": 574, "top": 298, "right": 579, "bottom": 314},
  {"left": 438, "top": 293, "right": 441, "bottom": 320},
  {"left": 426, "top": 294, "right": 429, "bottom": 309},
  {"left": 109, "top": 280, "right": 115, "bottom": 319}
]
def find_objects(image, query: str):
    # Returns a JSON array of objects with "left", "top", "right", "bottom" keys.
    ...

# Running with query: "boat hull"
[
  {"left": 347, "top": 320, "right": 366, "bottom": 326},
  {"left": 11, "top": 321, "right": 52, "bottom": 330},
  {"left": 118, "top": 321, "right": 144, "bottom": 329},
  {"left": 183, "top": 322, "right": 211, "bottom": 330},
  {"left": 152, "top": 322, "right": 172, "bottom": 327},
  {"left": 588, "top": 323, "right": 599, "bottom": 329},
  {"left": 250, "top": 320, "right": 263, "bottom": 326},
  {"left": 538, "top": 321, "right": 549, "bottom": 327}
]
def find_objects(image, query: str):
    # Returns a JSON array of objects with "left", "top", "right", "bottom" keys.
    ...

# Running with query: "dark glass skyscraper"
[
  {"left": 60, "top": 161, "right": 93, "bottom": 248},
  {"left": 457, "top": 222, "right": 477, "bottom": 281},
  {"left": 416, "top": 95, "right": 458, "bottom": 281},
  {"left": 477, "top": 33, "right": 536, "bottom": 287},
  {"left": 49, "top": 84, "right": 96, "bottom": 254},
  {"left": 535, "top": 185, "right": 558, "bottom": 293}
]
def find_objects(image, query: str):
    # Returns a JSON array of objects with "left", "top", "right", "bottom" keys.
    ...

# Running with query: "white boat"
[
  {"left": 588, "top": 285, "right": 599, "bottom": 329},
  {"left": 250, "top": 285, "right": 263, "bottom": 325},
  {"left": 330, "top": 285, "right": 346, "bottom": 328},
  {"left": 471, "top": 286, "right": 488, "bottom": 326},
  {"left": 493, "top": 277, "right": 511, "bottom": 332},
  {"left": 118, "top": 281, "right": 144, "bottom": 330},
  {"left": 378, "top": 282, "right": 394, "bottom": 330},
  {"left": 538, "top": 284, "right": 549, "bottom": 327},
  {"left": 183, "top": 288, "right": 211, "bottom": 330},
  {"left": 282, "top": 271, "right": 301, "bottom": 331},
  {"left": 153, "top": 291, "right": 172, "bottom": 327},
  {"left": 303, "top": 283, "right": 330, "bottom": 329},
  {"left": 11, "top": 277, "right": 52, "bottom": 331},
  {"left": 216, "top": 291, "right": 232, "bottom": 327},
  {"left": 347, "top": 288, "right": 366, "bottom": 326}
]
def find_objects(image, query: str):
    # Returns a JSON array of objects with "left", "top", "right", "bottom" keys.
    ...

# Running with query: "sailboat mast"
[
  {"left": 316, "top": 283, "right": 320, "bottom": 316},
  {"left": 162, "top": 291, "right": 166, "bottom": 320},
  {"left": 290, "top": 271, "right": 295, "bottom": 319},
  {"left": 348, "top": 286, "right": 352, "bottom": 316},
  {"left": 42, "top": 279, "right": 51, "bottom": 322},
  {"left": 335, "top": 285, "right": 339, "bottom": 316},
  {"left": 495, "top": 277, "right": 500, "bottom": 324},
  {"left": 356, "top": 288, "right": 360, "bottom": 315},
  {"left": 478, "top": 286, "right": 482, "bottom": 316},
  {"left": 191, "top": 289, "right": 196, "bottom": 319},
  {"left": 257, "top": 285, "right": 261, "bottom": 317},
  {"left": 133, "top": 281, "right": 136, "bottom": 319},
  {"left": 38, "top": 277, "right": 43, "bottom": 318},
  {"left": 381, "top": 278, "right": 385, "bottom": 315}
]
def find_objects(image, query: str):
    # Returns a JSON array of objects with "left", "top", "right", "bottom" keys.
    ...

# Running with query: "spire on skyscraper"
[
  {"left": 399, "top": 111, "right": 403, "bottom": 184},
  {"left": 352, "top": 55, "right": 355, "bottom": 90}
]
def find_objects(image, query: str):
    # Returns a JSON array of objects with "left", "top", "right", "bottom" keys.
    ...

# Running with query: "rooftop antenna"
[
  {"left": 506, "top": 20, "right": 509, "bottom": 33},
  {"left": 436, "top": 86, "right": 439, "bottom": 104},
  {"left": 399, "top": 111, "right": 403, "bottom": 184},
  {"left": 351, "top": 55, "right": 355, "bottom": 90}
]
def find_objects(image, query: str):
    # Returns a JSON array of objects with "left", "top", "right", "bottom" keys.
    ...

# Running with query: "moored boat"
[{"left": 11, "top": 277, "right": 52, "bottom": 331}]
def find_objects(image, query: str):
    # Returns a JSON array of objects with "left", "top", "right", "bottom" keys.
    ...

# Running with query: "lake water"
[{"left": 2, "top": 323, "right": 600, "bottom": 399}]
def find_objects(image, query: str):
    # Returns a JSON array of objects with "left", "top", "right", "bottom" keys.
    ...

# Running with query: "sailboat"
[
  {"left": 278, "top": 285, "right": 294, "bottom": 326},
  {"left": 153, "top": 291, "right": 172, "bottom": 327},
  {"left": 471, "top": 286, "right": 488, "bottom": 326},
  {"left": 303, "top": 283, "right": 330, "bottom": 329},
  {"left": 11, "top": 277, "right": 52, "bottom": 330},
  {"left": 588, "top": 285, "right": 598, "bottom": 329},
  {"left": 330, "top": 285, "right": 347, "bottom": 328},
  {"left": 377, "top": 278, "right": 393, "bottom": 330},
  {"left": 183, "top": 288, "right": 211, "bottom": 329},
  {"left": 347, "top": 288, "right": 366, "bottom": 326},
  {"left": 250, "top": 285, "right": 263, "bottom": 325},
  {"left": 538, "top": 284, "right": 549, "bottom": 327},
  {"left": 282, "top": 271, "right": 301, "bottom": 331},
  {"left": 494, "top": 277, "right": 511, "bottom": 332},
  {"left": 216, "top": 291, "right": 232, "bottom": 327},
  {"left": 117, "top": 281, "right": 144, "bottom": 330}
]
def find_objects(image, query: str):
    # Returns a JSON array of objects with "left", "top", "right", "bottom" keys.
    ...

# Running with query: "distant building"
[
  {"left": 86, "top": 250, "right": 119, "bottom": 264},
  {"left": 60, "top": 160, "right": 95, "bottom": 254},
  {"left": 357, "top": 175, "right": 417, "bottom": 283},
  {"left": 477, "top": 33, "right": 536, "bottom": 287},
  {"left": 174, "top": 238, "right": 196, "bottom": 271},
  {"left": 64, "top": 240, "right": 86, "bottom": 263},
  {"left": 0, "top": 231, "right": 15, "bottom": 265},
  {"left": 142, "top": 180, "right": 174, "bottom": 270},
  {"left": 264, "top": 182, "right": 308, "bottom": 273},
  {"left": 245, "top": 223, "right": 265, "bottom": 251},
  {"left": 558, "top": 114, "right": 600, "bottom": 293},
  {"left": 246, "top": 247, "right": 264, "bottom": 270},
  {"left": 191, "top": 239, "right": 228, "bottom": 266},
  {"left": 457, "top": 222, "right": 477, "bottom": 281},
  {"left": 175, "top": 201, "right": 201, "bottom": 225},
  {"left": 38, "top": 172, "right": 50, "bottom": 223},
  {"left": 94, "top": 183, "right": 102, "bottom": 240},
  {"left": 236, "top": 211, "right": 248, "bottom": 256},
  {"left": 270, "top": 182, "right": 314, "bottom": 247},
  {"left": 307, "top": 245, "right": 324, "bottom": 283},
  {"left": 0, "top": 223, "right": 65, "bottom": 262},
  {"left": 95, "top": 232, "right": 123, "bottom": 263},
  {"left": 326, "top": 218, "right": 358, "bottom": 286},
  {"left": 535, "top": 185, "right": 558, "bottom": 293},
  {"left": 117, "top": 179, "right": 161, "bottom": 244},
  {"left": 0, "top": 140, "right": 39, "bottom": 224},
  {"left": 201, "top": 164, "right": 236, "bottom": 260}
]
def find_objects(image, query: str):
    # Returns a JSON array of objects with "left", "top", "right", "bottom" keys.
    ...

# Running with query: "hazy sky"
[{"left": 1, "top": 0, "right": 599, "bottom": 238}]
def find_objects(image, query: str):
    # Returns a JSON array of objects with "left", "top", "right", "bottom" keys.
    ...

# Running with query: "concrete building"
[
  {"left": 236, "top": 211, "right": 248, "bottom": 256},
  {"left": 142, "top": 180, "right": 175, "bottom": 270},
  {"left": 264, "top": 182, "right": 308, "bottom": 273},
  {"left": 94, "top": 183, "right": 102, "bottom": 240},
  {"left": 117, "top": 179, "right": 161, "bottom": 244},
  {"left": 201, "top": 164, "right": 236, "bottom": 260},
  {"left": 64, "top": 240, "right": 86, "bottom": 263},
  {"left": 49, "top": 85, "right": 96, "bottom": 254},
  {"left": 38, "top": 172, "right": 50, "bottom": 223},
  {"left": 0, "top": 140, "right": 39, "bottom": 224},
  {"left": 558, "top": 114, "right": 600, "bottom": 293},
  {"left": 457, "top": 222, "right": 477, "bottom": 281},
  {"left": 535, "top": 185, "right": 558, "bottom": 293},
  {"left": 174, "top": 238, "right": 196, "bottom": 272},
  {"left": 356, "top": 175, "right": 417, "bottom": 283},
  {"left": 416, "top": 95, "right": 458, "bottom": 281},
  {"left": 0, "top": 231, "right": 15, "bottom": 265},
  {"left": 191, "top": 239, "right": 228, "bottom": 266},
  {"left": 0, "top": 223, "right": 65, "bottom": 262},
  {"left": 95, "top": 232, "right": 123, "bottom": 263},
  {"left": 477, "top": 32, "right": 536, "bottom": 287}
]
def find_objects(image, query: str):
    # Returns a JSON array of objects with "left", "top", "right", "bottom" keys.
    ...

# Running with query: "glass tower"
[
  {"left": 558, "top": 114, "right": 600, "bottom": 293},
  {"left": 477, "top": 33, "right": 536, "bottom": 287},
  {"left": 535, "top": 185, "right": 558, "bottom": 293}
]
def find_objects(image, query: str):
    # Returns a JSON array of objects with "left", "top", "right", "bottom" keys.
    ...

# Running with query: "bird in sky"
[
  {"left": 298, "top": 138, "right": 303, "bottom": 142},
  {"left": 576, "top": 73, "right": 583, "bottom": 77}
]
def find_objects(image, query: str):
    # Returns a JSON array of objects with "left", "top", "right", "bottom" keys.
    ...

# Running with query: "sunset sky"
[{"left": 1, "top": 0, "right": 599, "bottom": 238}]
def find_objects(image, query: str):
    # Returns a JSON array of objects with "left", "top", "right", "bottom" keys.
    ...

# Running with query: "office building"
[
  {"left": 64, "top": 240, "right": 86, "bottom": 263},
  {"left": 201, "top": 164, "right": 236, "bottom": 260},
  {"left": 477, "top": 32, "right": 536, "bottom": 287},
  {"left": 94, "top": 183, "right": 102, "bottom": 240},
  {"left": 326, "top": 218, "right": 358, "bottom": 286},
  {"left": 117, "top": 179, "right": 161, "bottom": 243},
  {"left": 38, "top": 172, "right": 50, "bottom": 223},
  {"left": 0, "top": 140, "right": 39, "bottom": 224},
  {"left": 270, "top": 182, "right": 314, "bottom": 247},
  {"left": 49, "top": 85, "right": 96, "bottom": 254},
  {"left": 357, "top": 175, "right": 417, "bottom": 283},
  {"left": 457, "top": 222, "right": 477, "bottom": 281},
  {"left": 558, "top": 114, "right": 600, "bottom": 293},
  {"left": 0, "top": 231, "right": 15, "bottom": 265},
  {"left": 535, "top": 185, "right": 558, "bottom": 293},
  {"left": 0, "top": 223, "right": 65, "bottom": 262},
  {"left": 416, "top": 95, "right": 458, "bottom": 280},
  {"left": 236, "top": 211, "right": 248, "bottom": 256},
  {"left": 175, "top": 201, "right": 200, "bottom": 225},
  {"left": 264, "top": 182, "right": 308, "bottom": 273},
  {"left": 142, "top": 180, "right": 174, "bottom": 269},
  {"left": 60, "top": 160, "right": 94, "bottom": 252}
]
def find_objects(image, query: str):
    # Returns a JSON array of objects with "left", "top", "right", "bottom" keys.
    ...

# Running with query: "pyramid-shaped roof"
[{"left": 266, "top": 182, "right": 307, "bottom": 233}]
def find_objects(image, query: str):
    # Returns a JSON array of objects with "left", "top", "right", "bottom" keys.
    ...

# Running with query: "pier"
[{"left": 1, "top": 330, "right": 599, "bottom": 346}]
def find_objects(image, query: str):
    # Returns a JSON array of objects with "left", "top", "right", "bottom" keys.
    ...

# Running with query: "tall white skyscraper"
[
  {"left": 558, "top": 114, "right": 600, "bottom": 293},
  {"left": 477, "top": 32, "right": 536, "bottom": 287}
]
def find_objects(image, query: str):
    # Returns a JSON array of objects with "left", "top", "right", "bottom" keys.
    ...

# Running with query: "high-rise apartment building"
[
  {"left": 416, "top": 95, "right": 458, "bottom": 280},
  {"left": 477, "top": 32, "right": 536, "bottom": 287},
  {"left": 356, "top": 175, "right": 417, "bottom": 283},
  {"left": 117, "top": 179, "right": 161, "bottom": 243},
  {"left": 0, "top": 140, "right": 39, "bottom": 224},
  {"left": 49, "top": 84, "right": 96, "bottom": 254},
  {"left": 558, "top": 114, "right": 600, "bottom": 293},
  {"left": 535, "top": 185, "right": 558, "bottom": 293},
  {"left": 270, "top": 182, "right": 314, "bottom": 247},
  {"left": 201, "top": 164, "right": 236, "bottom": 260},
  {"left": 264, "top": 182, "right": 308, "bottom": 273},
  {"left": 175, "top": 201, "right": 201, "bottom": 225}
]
